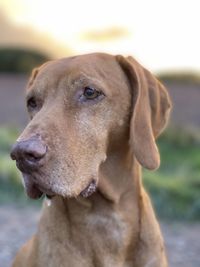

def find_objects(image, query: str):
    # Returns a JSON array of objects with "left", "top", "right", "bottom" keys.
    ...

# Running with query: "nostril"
[
  {"left": 25, "top": 152, "right": 40, "bottom": 162},
  {"left": 25, "top": 149, "right": 46, "bottom": 162}
]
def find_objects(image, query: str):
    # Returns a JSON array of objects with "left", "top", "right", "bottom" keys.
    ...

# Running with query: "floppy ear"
[
  {"left": 116, "top": 55, "right": 171, "bottom": 170},
  {"left": 27, "top": 61, "right": 53, "bottom": 88},
  {"left": 27, "top": 67, "right": 40, "bottom": 87}
]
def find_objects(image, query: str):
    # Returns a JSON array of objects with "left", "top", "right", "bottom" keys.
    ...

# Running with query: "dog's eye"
[
  {"left": 27, "top": 97, "right": 37, "bottom": 109},
  {"left": 83, "top": 87, "right": 101, "bottom": 100}
]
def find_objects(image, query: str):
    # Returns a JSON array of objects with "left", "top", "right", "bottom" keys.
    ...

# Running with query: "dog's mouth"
[
  {"left": 80, "top": 179, "right": 97, "bottom": 198},
  {"left": 22, "top": 173, "right": 97, "bottom": 200}
]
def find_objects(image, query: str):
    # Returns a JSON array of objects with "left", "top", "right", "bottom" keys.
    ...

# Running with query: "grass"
[
  {"left": 0, "top": 126, "right": 200, "bottom": 220},
  {"left": 143, "top": 127, "right": 200, "bottom": 220}
]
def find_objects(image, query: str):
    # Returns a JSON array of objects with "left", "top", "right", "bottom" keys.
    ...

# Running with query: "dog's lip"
[
  {"left": 23, "top": 177, "right": 43, "bottom": 199},
  {"left": 80, "top": 179, "right": 97, "bottom": 198},
  {"left": 22, "top": 173, "right": 54, "bottom": 199},
  {"left": 37, "top": 185, "right": 55, "bottom": 198}
]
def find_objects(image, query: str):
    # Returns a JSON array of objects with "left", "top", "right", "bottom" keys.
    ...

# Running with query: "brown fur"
[{"left": 11, "top": 53, "right": 171, "bottom": 267}]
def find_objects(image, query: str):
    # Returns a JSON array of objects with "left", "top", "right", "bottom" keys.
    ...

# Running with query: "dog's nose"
[{"left": 10, "top": 137, "right": 47, "bottom": 171}]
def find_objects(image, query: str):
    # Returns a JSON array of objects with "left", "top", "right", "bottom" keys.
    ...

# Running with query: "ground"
[{"left": 0, "top": 205, "right": 199, "bottom": 267}]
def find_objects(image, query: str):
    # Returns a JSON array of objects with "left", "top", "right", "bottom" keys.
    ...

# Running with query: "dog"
[{"left": 11, "top": 53, "right": 171, "bottom": 267}]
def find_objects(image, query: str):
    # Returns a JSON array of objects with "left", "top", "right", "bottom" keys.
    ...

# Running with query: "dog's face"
[
  {"left": 11, "top": 54, "right": 133, "bottom": 199},
  {"left": 11, "top": 53, "right": 171, "bottom": 199}
]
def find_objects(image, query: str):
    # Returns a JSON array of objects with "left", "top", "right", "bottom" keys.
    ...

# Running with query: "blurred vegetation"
[
  {"left": 0, "top": 127, "right": 42, "bottom": 206},
  {"left": 0, "top": 126, "right": 200, "bottom": 220},
  {"left": 158, "top": 71, "right": 200, "bottom": 85},
  {"left": 0, "top": 48, "right": 50, "bottom": 73},
  {"left": 0, "top": 127, "right": 23, "bottom": 202},
  {"left": 144, "top": 127, "right": 200, "bottom": 221}
]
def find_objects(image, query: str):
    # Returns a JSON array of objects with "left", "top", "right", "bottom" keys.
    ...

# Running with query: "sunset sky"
[{"left": 0, "top": 0, "right": 199, "bottom": 72}]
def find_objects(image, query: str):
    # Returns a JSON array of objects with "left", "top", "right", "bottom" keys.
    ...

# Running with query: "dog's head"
[{"left": 10, "top": 53, "right": 171, "bottom": 199}]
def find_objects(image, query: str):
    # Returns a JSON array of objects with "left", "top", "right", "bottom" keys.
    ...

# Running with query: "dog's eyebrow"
[
  {"left": 69, "top": 72, "right": 110, "bottom": 95},
  {"left": 25, "top": 86, "right": 44, "bottom": 102},
  {"left": 69, "top": 72, "right": 102, "bottom": 85},
  {"left": 25, "top": 91, "right": 35, "bottom": 102}
]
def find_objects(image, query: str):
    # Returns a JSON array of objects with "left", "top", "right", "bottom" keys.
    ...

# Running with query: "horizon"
[{"left": 0, "top": 0, "right": 199, "bottom": 73}]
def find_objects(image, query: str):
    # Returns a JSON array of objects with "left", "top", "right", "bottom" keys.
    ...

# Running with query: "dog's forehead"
[
  {"left": 27, "top": 53, "right": 130, "bottom": 100},
  {"left": 34, "top": 53, "right": 123, "bottom": 86}
]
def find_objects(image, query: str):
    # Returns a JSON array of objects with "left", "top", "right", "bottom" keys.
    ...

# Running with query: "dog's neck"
[
  {"left": 97, "top": 143, "right": 141, "bottom": 204},
  {"left": 57, "top": 141, "right": 142, "bottom": 225}
]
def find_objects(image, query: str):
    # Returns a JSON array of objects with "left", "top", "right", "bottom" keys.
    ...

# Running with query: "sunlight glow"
[{"left": 0, "top": 0, "right": 199, "bottom": 71}]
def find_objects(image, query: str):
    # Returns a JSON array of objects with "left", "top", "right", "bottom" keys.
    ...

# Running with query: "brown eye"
[
  {"left": 27, "top": 97, "right": 37, "bottom": 109},
  {"left": 83, "top": 87, "right": 101, "bottom": 99}
]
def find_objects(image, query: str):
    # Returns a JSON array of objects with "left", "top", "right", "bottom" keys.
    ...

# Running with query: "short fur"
[{"left": 11, "top": 53, "right": 171, "bottom": 267}]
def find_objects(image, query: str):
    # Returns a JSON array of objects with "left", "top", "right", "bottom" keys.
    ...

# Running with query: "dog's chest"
[
  {"left": 86, "top": 211, "right": 127, "bottom": 245},
  {"left": 82, "top": 211, "right": 132, "bottom": 266},
  {"left": 38, "top": 202, "right": 133, "bottom": 267}
]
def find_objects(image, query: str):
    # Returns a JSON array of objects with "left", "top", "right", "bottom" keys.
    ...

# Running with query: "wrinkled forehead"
[{"left": 28, "top": 53, "right": 124, "bottom": 92}]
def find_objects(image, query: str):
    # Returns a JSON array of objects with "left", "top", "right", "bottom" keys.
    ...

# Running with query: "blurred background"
[{"left": 0, "top": 0, "right": 199, "bottom": 266}]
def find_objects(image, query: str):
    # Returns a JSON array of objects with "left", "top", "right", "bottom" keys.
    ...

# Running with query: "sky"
[{"left": 0, "top": 0, "right": 200, "bottom": 72}]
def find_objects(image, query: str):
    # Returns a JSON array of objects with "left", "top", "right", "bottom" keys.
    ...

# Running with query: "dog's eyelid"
[
  {"left": 84, "top": 87, "right": 103, "bottom": 99},
  {"left": 26, "top": 94, "right": 44, "bottom": 111},
  {"left": 77, "top": 86, "right": 106, "bottom": 103}
]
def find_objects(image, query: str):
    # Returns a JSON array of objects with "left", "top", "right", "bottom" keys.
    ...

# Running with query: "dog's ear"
[
  {"left": 116, "top": 55, "right": 171, "bottom": 170},
  {"left": 27, "top": 67, "right": 40, "bottom": 88},
  {"left": 27, "top": 61, "right": 53, "bottom": 88}
]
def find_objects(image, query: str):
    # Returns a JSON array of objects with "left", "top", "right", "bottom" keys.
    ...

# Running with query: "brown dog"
[{"left": 11, "top": 53, "right": 171, "bottom": 267}]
